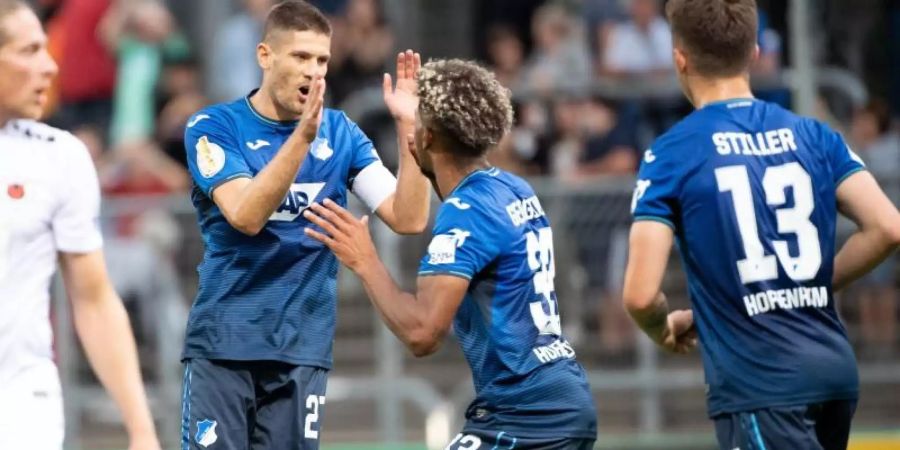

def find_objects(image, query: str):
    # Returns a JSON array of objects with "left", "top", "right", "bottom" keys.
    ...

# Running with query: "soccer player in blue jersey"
[
  {"left": 623, "top": 1, "right": 900, "bottom": 449},
  {"left": 304, "top": 59, "right": 598, "bottom": 449},
  {"left": 179, "top": 1, "right": 431, "bottom": 449}
]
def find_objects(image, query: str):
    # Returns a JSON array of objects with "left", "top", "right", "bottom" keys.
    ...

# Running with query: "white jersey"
[{"left": 0, "top": 119, "right": 102, "bottom": 390}]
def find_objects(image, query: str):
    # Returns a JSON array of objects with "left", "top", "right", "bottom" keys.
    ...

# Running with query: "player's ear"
[
  {"left": 673, "top": 47, "right": 688, "bottom": 75},
  {"left": 751, "top": 44, "right": 761, "bottom": 65},
  {"left": 421, "top": 127, "right": 435, "bottom": 152},
  {"left": 257, "top": 42, "right": 272, "bottom": 70}
]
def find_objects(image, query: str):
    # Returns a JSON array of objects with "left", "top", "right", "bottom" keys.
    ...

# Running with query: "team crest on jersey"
[
  {"left": 6, "top": 183, "right": 24, "bottom": 199},
  {"left": 196, "top": 136, "right": 226, "bottom": 178},
  {"left": 270, "top": 182, "right": 326, "bottom": 221},
  {"left": 427, "top": 228, "right": 470, "bottom": 264},
  {"left": 195, "top": 419, "right": 218, "bottom": 447},
  {"left": 311, "top": 138, "right": 333, "bottom": 161}
]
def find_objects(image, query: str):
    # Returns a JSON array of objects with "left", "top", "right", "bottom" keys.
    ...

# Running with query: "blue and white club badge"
[{"left": 195, "top": 419, "right": 218, "bottom": 447}]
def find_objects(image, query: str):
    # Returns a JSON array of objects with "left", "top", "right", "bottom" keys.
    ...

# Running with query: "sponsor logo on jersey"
[
  {"left": 246, "top": 139, "right": 270, "bottom": 150},
  {"left": 445, "top": 197, "right": 471, "bottom": 210},
  {"left": 311, "top": 138, "right": 333, "bottom": 161},
  {"left": 196, "top": 136, "right": 226, "bottom": 178},
  {"left": 7, "top": 183, "right": 24, "bottom": 199},
  {"left": 427, "top": 228, "right": 470, "bottom": 264},
  {"left": 187, "top": 114, "right": 211, "bottom": 128},
  {"left": 643, "top": 149, "right": 656, "bottom": 163},
  {"left": 195, "top": 419, "right": 218, "bottom": 447},
  {"left": 270, "top": 183, "right": 326, "bottom": 221}
]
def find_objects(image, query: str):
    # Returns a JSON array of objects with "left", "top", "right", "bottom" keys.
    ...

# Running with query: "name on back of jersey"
[
  {"left": 713, "top": 128, "right": 797, "bottom": 156},
  {"left": 506, "top": 195, "right": 546, "bottom": 227},
  {"left": 269, "top": 182, "right": 326, "bottom": 221}
]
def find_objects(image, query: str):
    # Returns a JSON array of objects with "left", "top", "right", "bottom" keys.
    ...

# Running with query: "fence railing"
[{"left": 54, "top": 169, "right": 900, "bottom": 449}]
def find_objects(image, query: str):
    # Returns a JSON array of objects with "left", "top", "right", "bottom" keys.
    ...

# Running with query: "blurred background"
[{"left": 33, "top": 0, "right": 900, "bottom": 448}]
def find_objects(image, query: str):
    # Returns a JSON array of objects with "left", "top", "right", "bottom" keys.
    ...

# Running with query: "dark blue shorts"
[
  {"left": 181, "top": 359, "right": 329, "bottom": 450},
  {"left": 713, "top": 399, "right": 858, "bottom": 450},
  {"left": 445, "top": 430, "right": 595, "bottom": 450}
]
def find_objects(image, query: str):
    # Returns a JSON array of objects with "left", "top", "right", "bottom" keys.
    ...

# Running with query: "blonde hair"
[{"left": 417, "top": 59, "right": 514, "bottom": 157}]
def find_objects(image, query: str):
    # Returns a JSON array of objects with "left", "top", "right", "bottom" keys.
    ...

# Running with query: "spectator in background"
[
  {"left": 328, "top": 0, "right": 394, "bottom": 104},
  {"left": 850, "top": 99, "right": 899, "bottom": 359},
  {"left": 104, "top": 0, "right": 190, "bottom": 148},
  {"left": 600, "top": 0, "right": 672, "bottom": 78},
  {"left": 209, "top": 0, "right": 272, "bottom": 102},
  {"left": 752, "top": 9, "right": 790, "bottom": 108},
  {"left": 520, "top": 3, "right": 592, "bottom": 95},
  {"left": 49, "top": 0, "right": 117, "bottom": 137},
  {"left": 485, "top": 24, "right": 525, "bottom": 90},
  {"left": 156, "top": 55, "right": 207, "bottom": 168},
  {"left": 581, "top": 0, "right": 626, "bottom": 63}
]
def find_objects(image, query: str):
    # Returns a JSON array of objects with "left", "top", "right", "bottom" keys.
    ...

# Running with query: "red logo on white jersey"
[{"left": 7, "top": 184, "right": 24, "bottom": 199}]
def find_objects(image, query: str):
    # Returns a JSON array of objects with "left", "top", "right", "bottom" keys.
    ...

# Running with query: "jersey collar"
[
  {"left": 445, "top": 167, "right": 500, "bottom": 199},
  {"left": 244, "top": 89, "right": 300, "bottom": 128},
  {"left": 702, "top": 97, "right": 758, "bottom": 109}
]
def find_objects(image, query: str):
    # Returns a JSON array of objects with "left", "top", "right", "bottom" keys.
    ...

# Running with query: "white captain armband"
[{"left": 351, "top": 161, "right": 398, "bottom": 212}]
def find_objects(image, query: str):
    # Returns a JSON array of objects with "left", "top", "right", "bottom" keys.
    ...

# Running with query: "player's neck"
[
  {"left": 688, "top": 75, "right": 754, "bottom": 109},
  {"left": 433, "top": 156, "right": 491, "bottom": 200},
  {"left": 249, "top": 87, "right": 300, "bottom": 122}
]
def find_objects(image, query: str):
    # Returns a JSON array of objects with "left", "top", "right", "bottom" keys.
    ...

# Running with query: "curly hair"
[{"left": 417, "top": 59, "right": 514, "bottom": 157}]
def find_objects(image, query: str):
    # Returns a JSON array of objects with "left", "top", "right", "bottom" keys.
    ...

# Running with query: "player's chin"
[{"left": 18, "top": 103, "right": 44, "bottom": 120}]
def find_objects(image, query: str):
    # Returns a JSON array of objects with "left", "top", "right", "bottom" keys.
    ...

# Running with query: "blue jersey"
[
  {"left": 418, "top": 168, "right": 597, "bottom": 439},
  {"left": 632, "top": 98, "right": 864, "bottom": 416},
  {"left": 182, "top": 93, "right": 380, "bottom": 368}
]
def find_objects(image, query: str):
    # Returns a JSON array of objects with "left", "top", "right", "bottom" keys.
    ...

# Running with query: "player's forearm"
[
  {"left": 387, "top": 132, "right": 430, "bottom": 234},
  {"left": 357, "top": 259, "right": 436, "bottom": 355},
  {"left": 231, "top": 133, "right": 313, "bottom": 234},
  {"left": 833, "top": 229, "right": 900, "bottom": 291},
  {"left": 72, "top": 288, "right": 157, "bottom": 440},
  {"left": 625, "top": 292, "right": 670, "bottom": 345}
]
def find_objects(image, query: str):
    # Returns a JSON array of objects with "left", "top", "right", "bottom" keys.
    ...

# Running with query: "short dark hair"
[
  {"left": 666, "top": 0, "right": 758, "bottom": 77},
  {"left": 263, "top": 1, "right": 331, "bottom": 41},
  {"left": 0, "top": 0, "right": 28, "bottom": 46},
  {"left": 417, "top": 59, "right": 514, "bottom": 158}
]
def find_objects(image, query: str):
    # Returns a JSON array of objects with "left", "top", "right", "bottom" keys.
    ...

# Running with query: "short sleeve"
[
  {"left": 818, "top": 123, "right": 866, "bottom": 186},
  {"left": 53, "top": 137, "right": 103, "bottom": 253},
  {"left": 342, "top": 112, "right": 380, "bottom": 183},
  {"left": 631, "top": 145, "right": 683, "bottom": 230},
  {"left": 418, "top": 200, "right": 504, "bottom": 280},
  {"left": 184, "top": 110, "right": 252, "bottom": 197}
]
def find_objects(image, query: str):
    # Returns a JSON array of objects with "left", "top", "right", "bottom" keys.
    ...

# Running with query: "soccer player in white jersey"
[{"left": 0, "top": 2, "right": 160, "bottom": 449}]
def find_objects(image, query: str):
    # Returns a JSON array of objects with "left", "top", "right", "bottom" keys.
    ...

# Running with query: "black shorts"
[
  {"left": 713, "top": 399, "right": 858, "bottom": 450},
  {"left": 181, "top": 359, "right": 329, "bottom": 450}
]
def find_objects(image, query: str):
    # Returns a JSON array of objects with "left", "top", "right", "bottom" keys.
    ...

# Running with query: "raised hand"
[
  {"left": 296, "top": 76, "right": 326, "bottom": 143},
  {"left": 383, "top": 49, "right": 421, "bottom": 126}
]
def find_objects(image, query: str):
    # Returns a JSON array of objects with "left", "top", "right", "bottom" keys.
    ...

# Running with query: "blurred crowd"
[{"left": 31, "top": 0, "right": 900, "bottom": 360}]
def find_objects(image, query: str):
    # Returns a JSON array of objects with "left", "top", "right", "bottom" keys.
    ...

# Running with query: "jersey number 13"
[{"left": 716, "top": 162, "right": 822, "bottom": 284}]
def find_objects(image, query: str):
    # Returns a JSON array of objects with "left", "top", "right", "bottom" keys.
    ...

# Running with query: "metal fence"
[{"left": 53, "top": 171, "right": 900, "bottom": 450}]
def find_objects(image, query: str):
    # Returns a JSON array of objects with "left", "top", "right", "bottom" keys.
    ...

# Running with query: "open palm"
[{"left": 383, "top": 49, "right": 421, "bottom": 125}]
